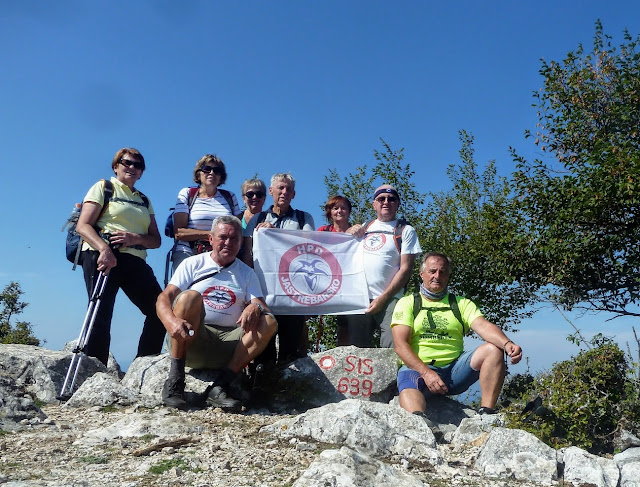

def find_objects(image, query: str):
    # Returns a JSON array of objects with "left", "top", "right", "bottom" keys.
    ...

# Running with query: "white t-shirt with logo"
[
  {"left": 169, "top": 253, "right": 263, "bottom": 328},
  {"left": 361, "top": 219, "right": 422, "bottom": 299}
]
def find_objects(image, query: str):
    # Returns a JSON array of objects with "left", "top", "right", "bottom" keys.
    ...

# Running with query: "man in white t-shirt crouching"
[
  {"left": 156, "top": 215, "right": 277, "bottom": 410},
  {"left": 344, "top": 185, "right": 422, "bottom": 348}
]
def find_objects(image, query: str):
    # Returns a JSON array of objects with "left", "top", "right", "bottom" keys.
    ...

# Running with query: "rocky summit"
[{"left": 1, "top": 343, "right": 639, "bottom": 487}]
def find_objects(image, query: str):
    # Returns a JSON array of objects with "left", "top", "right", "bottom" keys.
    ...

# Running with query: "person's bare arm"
[
  {"left": 156, "top": 284, "right": 192, "bottom": 340},
  {"left": 76, "top": 202, "right": 117, "bottom": 273},
  {"left": 470, "top": 316, "right": 523, "bottom": 364},
  {"left": 109, "top": 214, "right": 162, "bottom": 250},
  {"left": 173, "top": 212, "right": 211, "bottom": 241},
  {"left": 392, "top": 324, "right": 448, "bottom": 395}
]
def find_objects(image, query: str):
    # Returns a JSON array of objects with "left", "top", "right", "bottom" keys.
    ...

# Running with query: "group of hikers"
[{"left": 73, "top": 147, "right": 522, "bottom": 415}]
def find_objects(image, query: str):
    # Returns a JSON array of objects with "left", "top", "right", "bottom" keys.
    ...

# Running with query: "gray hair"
[
  {"left": 211, "top": 215, "right": 242, "bottom": 235},
  {"left": 270, "top": 172, "right": 295, "bottom": 189},
  {"left": 420, "top": 252, "right": 452, "bottom": 274}
]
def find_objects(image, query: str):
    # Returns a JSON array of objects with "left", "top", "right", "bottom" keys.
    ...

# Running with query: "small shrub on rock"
[{"left": 502, "top": 336, "right": 640, "bottom": 454}]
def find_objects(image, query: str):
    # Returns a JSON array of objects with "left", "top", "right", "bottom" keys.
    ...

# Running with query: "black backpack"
[
  {"left": 255, "top": 208, "right": 306, "bottom": 229},
  {"left": 412, "top": 292, "right": 468, "bottom": 334},
  {"left": 164, "top": 187, "right": 235, "bottom": 238},
  {"left": 64, "top": 180, "right": 113, "bottom": 270},
  {"left": 363, "top": 218, "right": 408, "bottom": 252}
]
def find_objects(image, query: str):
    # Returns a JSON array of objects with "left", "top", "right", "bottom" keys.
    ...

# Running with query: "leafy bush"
[
  {"left": 307, "top": 315, "right": 338, "bottom": 353},
  {"left": 0, "top": 282, "right": 40, "bottom": 346},
  {"left": 502, "top": 336, "right": 640, "bottom": 454}
]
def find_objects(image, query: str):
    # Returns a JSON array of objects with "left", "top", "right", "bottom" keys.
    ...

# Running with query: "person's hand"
[
  {"left": 109, "top": 230, "right": 138, "bottom": 248},
  {"left": 167, "top": 317, "right": 194, "bottom": 341},
  {"left": 96, "top": 247, "right": 117, "bottom": 274},
  {"left": 421, "top": 369, "right": 448, "bottom": 395},
  {"left": 505, "top": 341, "right": 523, "bottom": 364},
  {"left": 256, "top": 222, "right": 275, "bottom": 230},
  {"left": 365, "top": 297, "right": 385, "bottom": 315},
  {"left": 346, "top": 224, "right": 364, "bottom": 237},
  {"left": 237, "top": 303, "right": 261, "bottom": 332}
]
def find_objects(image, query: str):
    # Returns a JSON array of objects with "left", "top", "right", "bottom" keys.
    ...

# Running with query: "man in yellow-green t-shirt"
[{"left": 391, "top": 252, "right": 522, "bottom": 416}]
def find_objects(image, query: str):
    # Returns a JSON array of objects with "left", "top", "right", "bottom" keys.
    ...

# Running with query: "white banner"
[{"left": 253, "top": 228, "right": 369, "bottom": 315}]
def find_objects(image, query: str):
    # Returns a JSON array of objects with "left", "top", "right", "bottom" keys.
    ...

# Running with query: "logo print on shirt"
[
  {"left": 279, "top": 243, "right": 343, "bottom": 306},
  {"left": 203, "top": 286, "right": 236, "bottom": 310},
  {"left": 363, "top": 233, "right": 386, "bottom": 251}
]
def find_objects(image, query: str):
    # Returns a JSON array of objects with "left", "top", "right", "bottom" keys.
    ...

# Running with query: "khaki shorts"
[{"left": 166, "top": 291, "right": 243, "bottom": 369}]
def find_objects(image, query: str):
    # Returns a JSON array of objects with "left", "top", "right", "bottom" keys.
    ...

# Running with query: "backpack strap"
[
  {"left": 295, "top": 209, "right": 306, "bottom": 229},
  {"left": 136, "top": 190, "right": 149, "bottom": 208},
  {"left": 363, "top": 220, "right": 375, "bottom": 232},
  {"left": 363, "top": 219, "right": 405, "bottom": 253},
  {"left": 187, "top": 260, "right": 233, "bottom": 288},
  {"left": 102, "top": 180, "right": 114, "bottom": 214},
  {"left": 110, "top": 186, "right": 149, "bottom": 208},
  {"left": 393, "top": 218, "right": 406, "bottom": 253},
  {"left": 217, "top": 188, "right": 235, "bottom": 214},
  {"left": 254, "top": 209, "right": 305, "bottom": 229},
  {"left": 189, "top": 269, "right": 221, "bottom": 288},
  {"left": 187, "top": 186, "right": 199, "bottom": 209},
  {"left": 447, "top": 293, "right": 467, "bottom": 334},
  {"left": 256, "top": 211, "right": 267, "bottom": 225},
  {"left": 73, "top": 180, "right": 113, "bottom": 270},
  {"left": 412, "top": 292, "right": 466, "bottom": 334}
]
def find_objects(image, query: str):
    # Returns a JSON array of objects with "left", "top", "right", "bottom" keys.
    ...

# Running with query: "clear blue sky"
[{"left": 1, "top": 1, "right": 638, "bottom": 372}]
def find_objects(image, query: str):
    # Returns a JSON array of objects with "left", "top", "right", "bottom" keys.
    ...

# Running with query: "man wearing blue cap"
[{"left": 343, "top": 184, "right": 422, "bottom": 348}]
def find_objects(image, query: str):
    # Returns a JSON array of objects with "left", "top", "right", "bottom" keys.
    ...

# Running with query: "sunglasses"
[
  {"left": 200, "top": 166, "right": 224, "bottom": 176},
  {"left": 375, "top": 196, "right": 398, "bottom": 203},
  {"left": 120, "top": 159, "right": 144, "bottom": 170},
  {"left": 244, "top": 191, "right": 265, "bottom": 199}
]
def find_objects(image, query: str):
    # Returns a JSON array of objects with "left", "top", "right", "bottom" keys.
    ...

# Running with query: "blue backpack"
[{"left": 64, "top": 180, "right": 113, "bottom": 270}]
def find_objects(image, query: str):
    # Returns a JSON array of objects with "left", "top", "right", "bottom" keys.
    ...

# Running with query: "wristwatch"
[{"left": 253, "top": 301, "right": 275, "bottom": 319}]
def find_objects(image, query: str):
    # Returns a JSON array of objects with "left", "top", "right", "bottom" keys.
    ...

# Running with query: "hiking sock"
[
  {"left": 169, "top": 357, "right": 186, "bottom": 380},
  {"left": 219, "top": 367, "right": 239, "bottom": 386}
]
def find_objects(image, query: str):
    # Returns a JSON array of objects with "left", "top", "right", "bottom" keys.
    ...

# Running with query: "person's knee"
[
  {"left": 471, "top": 343, "right": 504, "bottom": 370},
  {"left": 261, "top": 315, "right": 278, "bottom": 340},
  {"left": 398, "top": 388, "right": 425, "bottom": 413},
  {"left": 173, "top": 290, "right": 203, "bottom": 317}
]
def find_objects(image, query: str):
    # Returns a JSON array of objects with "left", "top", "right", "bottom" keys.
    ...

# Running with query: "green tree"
[
  {"left": 324, "top": 139, "right": 427, "bottom": 230},
  {"left": 512, "top": 21, "right": 640, "bottom": 318},
  {"left": 422, "top": 131, "right": 537, "bottom": 329},
  {"left": 0, "top": 282, "right": 41, "bottom": 346},
  {"left": 322, "top": 135, "right": 534, "bottom": 333},
  {"left": 312, "top": 139, "right": 428, "bottom": 350}
]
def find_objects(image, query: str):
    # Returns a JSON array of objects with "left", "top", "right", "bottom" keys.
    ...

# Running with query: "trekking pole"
[
  {"left": 58, "top": 271, "right": 109, "bottom": 400},
  {"left": 164, "top": 243, "right": 177, "bottom": 287}
]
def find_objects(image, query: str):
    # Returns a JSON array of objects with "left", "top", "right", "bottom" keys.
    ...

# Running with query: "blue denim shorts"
[{"left": 397, "top": 349, "right": 480, "bottom": 397}]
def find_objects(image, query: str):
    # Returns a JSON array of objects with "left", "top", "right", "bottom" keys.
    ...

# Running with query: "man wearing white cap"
[{"left": 344, "top": 184, "right": 422, "bottom": 348}]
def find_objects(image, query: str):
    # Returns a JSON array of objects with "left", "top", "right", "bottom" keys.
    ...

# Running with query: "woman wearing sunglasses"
[
  {"left": 240, "top": 178, "right": 267, "bottom": 229},
  {"left": 171, "top": 154, "right": 241, "bottom": 273},
  {"left": 75, "top": 147, "right": 166, "bottom": 366}
]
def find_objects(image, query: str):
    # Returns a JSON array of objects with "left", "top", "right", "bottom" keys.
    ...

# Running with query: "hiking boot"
[
  {"left": 162, "top": 376, "right": 187, "bottom": 410},
  {"left": 412, "top": 411, "right": 435, "bottom": 428},
  {"left": 206, "top": 384, "right": 242, "bottom": 412},
  {"left": 477, "top": 406, "right": 497, "bottom": 415}
]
